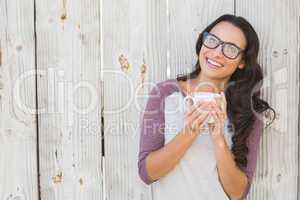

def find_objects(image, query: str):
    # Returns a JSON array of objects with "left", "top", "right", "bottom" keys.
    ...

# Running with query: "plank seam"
[
  {"left": 234, "top": 0, "right": 236, "bottom": 15},
  {"left": 33, "top": 0, "right": 41, "bottom": 199},
  {"left": 297, "top": 11, "right": 300, "bottom": 200}
]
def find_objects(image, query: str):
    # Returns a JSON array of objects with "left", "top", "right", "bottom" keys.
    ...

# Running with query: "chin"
[{"left": 200, "top": 65, "right": 225, "bottom": 79}]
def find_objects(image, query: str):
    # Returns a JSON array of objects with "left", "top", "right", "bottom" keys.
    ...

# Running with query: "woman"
[{"left": 138, "top": 14, "right": 275, "bottom": 200}]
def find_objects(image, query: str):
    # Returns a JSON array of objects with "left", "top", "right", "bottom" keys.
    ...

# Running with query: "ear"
[{"left": 237, "top": 60, "right": 245, "bottom": 69}]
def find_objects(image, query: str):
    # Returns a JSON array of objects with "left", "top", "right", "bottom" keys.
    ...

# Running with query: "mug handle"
[{"left": 183, "top": 95, "right": 194, "bottom": 106}]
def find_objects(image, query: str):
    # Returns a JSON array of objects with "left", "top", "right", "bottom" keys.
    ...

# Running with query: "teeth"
[{"left": 207, "top": 58, "right": 222, "bottom": 67}]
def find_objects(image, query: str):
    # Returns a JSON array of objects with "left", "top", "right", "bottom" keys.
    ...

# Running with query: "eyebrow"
[{"left": 209, "top": 32, "right": 244, "bottom": 50}]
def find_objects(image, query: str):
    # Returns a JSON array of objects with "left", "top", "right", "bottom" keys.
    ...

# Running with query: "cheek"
[
  {"left": 198, "top": 48, "right": 209, "bottom": 64},
  {"left": 199, "top": 46, "right": 210, "bottom": 57},
  {"left": 225, "top": 60, "right": 241, "bottom": 71}
]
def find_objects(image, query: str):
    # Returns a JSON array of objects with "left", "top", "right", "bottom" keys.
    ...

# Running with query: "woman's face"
[{"left": 199, "top": 21, "right": 247, "bottom": 82}]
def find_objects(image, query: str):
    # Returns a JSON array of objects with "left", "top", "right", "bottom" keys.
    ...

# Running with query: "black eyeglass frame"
[{"left": 202, "top": 31, "right": 245, "bottom": 59}]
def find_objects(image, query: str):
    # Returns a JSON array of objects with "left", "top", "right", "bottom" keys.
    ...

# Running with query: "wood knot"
[
  {"left": 79, "top": 178, "right": 83, "bottom": 185},
  {"left": 61, "top": 14, "right": 67, "bottom": 20},
  {"left": 16, "top": 45, "right": 23, "bottom": 52},
  {"left": 52, "top": 172, "right": 63, "bottom": 184},
  {"left": 140, "top": 63, "right": 147, "bottom": 74},
  {"left": 272, "top": 50, "right": 279, "bottom": 58},
  {"left": 13, "top": 196, "right": 21, "bottom": 200},
  {"left": 118, "top": 54, "right": 130, "bottom": 73}
]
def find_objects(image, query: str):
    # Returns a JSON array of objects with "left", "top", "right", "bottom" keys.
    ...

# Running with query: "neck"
[{"left": 187, "top": 72, "right": 230, "bottom": 93}]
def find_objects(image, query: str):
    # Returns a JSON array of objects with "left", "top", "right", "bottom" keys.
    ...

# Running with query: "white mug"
[{"left": 183, "top": 92, "right": 222, "bottom": 124}]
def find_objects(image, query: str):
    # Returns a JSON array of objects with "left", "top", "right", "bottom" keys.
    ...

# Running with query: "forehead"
[{"left": 209, "top": 21, "right": 247, "bottom": 49}]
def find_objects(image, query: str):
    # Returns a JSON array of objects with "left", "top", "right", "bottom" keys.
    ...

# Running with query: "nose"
[{"left": 211, "top": 45, "right": 223, "bottom": 58}]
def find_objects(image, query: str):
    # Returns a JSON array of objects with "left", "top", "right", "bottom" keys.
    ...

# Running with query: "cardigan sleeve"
[
  {"left": 240, "top": 117, "right": 264, "bottom": 199},
  {"left": 138, "top": 84, "right": 166, "bottom": 185}
]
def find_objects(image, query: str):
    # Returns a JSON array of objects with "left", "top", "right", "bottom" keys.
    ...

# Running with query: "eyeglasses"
[{"left": 202, "top": 31, "right": 244, "bottom": 59}]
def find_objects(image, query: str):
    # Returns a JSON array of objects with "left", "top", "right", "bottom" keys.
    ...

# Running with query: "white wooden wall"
[{"left": 0, "top": 0, "right": 299, "bottom": 200}]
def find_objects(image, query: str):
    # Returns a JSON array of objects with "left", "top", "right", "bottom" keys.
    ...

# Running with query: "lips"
[{"left": 206, "top": 57, "right": 223, "bottom": 69}]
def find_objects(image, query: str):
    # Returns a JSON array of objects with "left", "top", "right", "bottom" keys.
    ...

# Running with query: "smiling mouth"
[{"left": 206, "top": 57, "right": 223, "bottom": 68}]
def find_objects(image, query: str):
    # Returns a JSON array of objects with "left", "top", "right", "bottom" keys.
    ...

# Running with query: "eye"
[
  {"left": 205, "top": 35, "right": 219, "bottom": 47},
  {"left": 224, "top": 44, "right": 239, "bottom": 57}
]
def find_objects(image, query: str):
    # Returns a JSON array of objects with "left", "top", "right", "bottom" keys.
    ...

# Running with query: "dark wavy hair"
[{"left": 176, "top": 14, "right": 276, "bottom": 169}]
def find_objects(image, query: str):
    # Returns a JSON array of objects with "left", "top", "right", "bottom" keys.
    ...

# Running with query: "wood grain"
[
  {"left": 236, "top": 0, "right": 300, "bottom": 199},
  {"left": 168, "top": 0, "right": 234, "bottom": 78},
  {"left": 0, "top": 0, "right": 38, "bottom": 200},
  {"left": 102, "top": 0, "right": 169, "bottom": 200},
  {"left": 35, "top": 0, "right": 103, "bottom": 199}
]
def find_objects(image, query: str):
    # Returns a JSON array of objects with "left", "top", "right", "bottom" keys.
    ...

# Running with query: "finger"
[
  {"left": 220, "top": 92, "right": 227, "bottom": 112},
  {"left": 215, "top": 106, "right": 223, "bottom": 118},
  {"left": 212, "top": 111, "right": 225, "bottom": 132},
  {"left": 189, "top": 102, "right": 211, "bottom": 121},
  {"left": 185, "top": 105, "right": 193, "bottom": 116},
  {"left": 215, "top": 114, "right": 224, "bottom": 135},
  {"left": 210, "top": 102, "right": 222, "bottom": 113},
  {"left": 213, "top": 112, "right": 221, "bottom": 123},
  {"left": 212, "top": 102, "right": 226, "bottom": 119},
  {"left": 207, "top": 117, "right": 215, "bottom": 132},
  {"left": 195, "top": 101, "right": 212, "bottom": 113},
  {"left": 185, "top": 101, "right": 203, "bottom": 117},
  {"left": 185, "top": 102, "right": 205, "bottom": 118},
  {"left": 194, "top": 100, "right": 212, "bottom": 107},
  {"left": 187, "top": 100, "right": 205, "bottom": 112},
  {"left": 193, "top": 111, "right": 210, "bottom": 129},
  {"left": 214, "top": 95, "right": 222, "bottom": 102},
  {"left": 210, "top": 109, "right": 220, "bottom": 120},
  {"left": 215, "top": 103, "right": 226, "bottom": 121},
  {"left": 213, "top": 107, "right": 225, "bottom": 126},
  {"left": 198, "top": 110, "right": 210, "bottom": 123},
  {"left": 189, "top": 109, "right": 210, "bottom": 123},
  {"left": 206, "top": 98, "right": 216, "bottom": 107},
  {"left": 210, "top": 113, "right": 220, "bottom": 132},
  {"left": 221, "top": 92, "right": 227, "bottom": 105},
  {"left": 190, "top": 111, "right": 209, "bottom": 131}
]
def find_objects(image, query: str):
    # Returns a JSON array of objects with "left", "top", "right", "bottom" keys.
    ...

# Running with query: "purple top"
[{"left": 138, "top": 79, "right": 263, "bottom": 199}]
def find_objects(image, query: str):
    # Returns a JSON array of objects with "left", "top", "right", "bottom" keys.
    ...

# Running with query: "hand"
[
  {"left": 183, "top": 101, "right": 212, "bottom": 136},
  {"left": 208, "top": 92, "right": 227, "bottom": 143}
]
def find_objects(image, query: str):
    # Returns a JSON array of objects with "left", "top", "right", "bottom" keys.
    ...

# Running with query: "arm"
[
  {"left": 213, "top": 138, "right": 248, "bottom": 200},
  {"left": 138, "top": 84, "right": 176, "bottom": 185},
  {"left": 145, "top": 128, "right": 199, "bottom": 183},
  {"left": 213, "top": 118, "right": 263, "bottom": 200},
  {"left": 138, "top": 83, "right": 196, "bottom": 184},
  {"left": 138, "top": 83, "right": 210, "bottom": 184}
]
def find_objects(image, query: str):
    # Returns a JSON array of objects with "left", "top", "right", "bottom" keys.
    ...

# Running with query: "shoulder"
[
  {"left": 144, "top": 79, "right": 181, "bottom": 113},
  {"left": 149, "top": 79, "right": 181, "bottom": 99}
]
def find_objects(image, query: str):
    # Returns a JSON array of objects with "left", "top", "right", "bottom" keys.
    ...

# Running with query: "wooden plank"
[
  {"left": 236, "top": 1, "right": 300, "bottom": 199},
  {"left": 144, "top": 1, "right": 169, "bottom": 83},
  {"left": 102, "top": 0, "right": 168, "bottom": 199},
  {"left": 298, "top": 4, "right": 300, "bottom": 199},
  {"left": 168, "top": 0, "right": 234, "bottom": 78},
  {"left": 35, "top": 0, "right": 103, "bottom": 199},
  {"left": 0, "top": 0, "right": 39, "bottom": 199}
]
